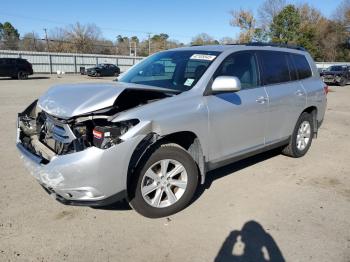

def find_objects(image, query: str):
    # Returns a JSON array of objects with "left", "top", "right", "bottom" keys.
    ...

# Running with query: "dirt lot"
[{"left": 0, "top": 74, "right": 349, "bottom": 262}]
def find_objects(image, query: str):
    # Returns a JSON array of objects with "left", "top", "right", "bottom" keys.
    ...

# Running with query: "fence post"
[
  {"left": 96, "top": 57, "right": 98, "bottom": 66},
  {"left": 74, "top": 55, "right": 77, "bottom": 74},
  {"left": 49, "top": 54, "right": 53, "bottom": 74}
]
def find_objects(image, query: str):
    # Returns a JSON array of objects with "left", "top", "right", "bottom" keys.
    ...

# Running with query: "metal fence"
[
  {"left": 315, "top": 62, "right": 350, "bottom": 69},
  {"left": 0, "top": 50, "right": 144, "bottom": 74},
  {"left": 1, "top": 49, "right": 348, "bottom": 74}
]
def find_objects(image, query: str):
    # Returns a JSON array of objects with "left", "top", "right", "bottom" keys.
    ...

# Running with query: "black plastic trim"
[{"left": 41, "top": 185, "right": 127, "bottom": 207}]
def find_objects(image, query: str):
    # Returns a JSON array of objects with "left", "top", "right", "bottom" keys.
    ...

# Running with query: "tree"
[
  {"left": 0, "top": 22, "right": 20, "bottom": 50},
  {"left": 20, "top": 32, "right": 45, "bottom": 51},
  {"left": 258, "top": 0, "right": 286, "bottom": 30},
  {"left": 230, "top": 9, "right": 257, "bottom": 43},
  {"left": 65, "top": 22, "right": 102, "bottom": 53},
  {"left": 191, "top": 33, "right": 219, "bottom": 45},
  {"left": 270, "top": 5, "right": 301, "bottom": 44},
  {"left": 296, "top": 4, "right": 323, "bottom": 60}
]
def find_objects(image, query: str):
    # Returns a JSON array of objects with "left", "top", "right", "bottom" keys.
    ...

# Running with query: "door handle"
[
  {"left": 295, "top": 90, "right": 305, "bottom": 96},
  {"left": 256, "top": 96, "right": 267, "bottom": 104}
]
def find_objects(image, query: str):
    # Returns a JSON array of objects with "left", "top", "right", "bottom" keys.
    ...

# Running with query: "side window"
[
  {"left": 291, "top": 54, "right": 312, "bottom": 79},
  {"left": 258, "top": 51, "right": 291, "bottom": 85},
  {"left": 215, "top": 51, "right": 258, "bottom": 89},
  {"left": 287, "top": 55, "right": 298, "bottom": 81}
]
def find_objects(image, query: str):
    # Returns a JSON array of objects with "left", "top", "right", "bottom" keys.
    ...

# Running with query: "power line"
[{"left": 0, "top": 12, "right": 198, "bottom": 40}]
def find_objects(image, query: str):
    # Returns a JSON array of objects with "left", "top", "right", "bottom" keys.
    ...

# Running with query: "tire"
[
  {"left": 282, "top": 112, "right": 314, "bottom": 158},
  {"left": 18, "top": 71, "right": 28, "bottom": 80},
  {"left": 129, "top": 143, "right": 199, "bottom": 218},
  {"left": 339, "top": 77, "right": 347, "bottom": 86},
  {"left": 95, "top": 72, "right": 101, "bottom": 77}
]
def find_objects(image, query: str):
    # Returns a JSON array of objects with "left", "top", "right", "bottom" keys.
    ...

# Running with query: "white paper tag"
[
  {"left": 190, "top": 54, "right": 216, "bottom": 61},
  {"left": 184, "top": 78, "right": 195, "bottom": 86}
]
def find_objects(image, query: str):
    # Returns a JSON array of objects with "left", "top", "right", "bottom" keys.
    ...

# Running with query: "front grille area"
[
  {"left": 39, "top": 112, "right": 79, "bottom": 155},
  {"left": 44, "top": 113, "right": 76, "bottom": 144}
]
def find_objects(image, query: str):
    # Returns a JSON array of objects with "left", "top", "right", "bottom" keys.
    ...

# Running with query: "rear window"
[
  {"left": 290, "top": 54, "right": 312, "bottom": 79},
  {"left": 258, "top": 51, "right": 291, "bottom": 85}
]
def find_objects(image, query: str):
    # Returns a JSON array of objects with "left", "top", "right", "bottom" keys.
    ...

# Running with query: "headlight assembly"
[{"left": 92, "top": 119, "right": 139, "bottom": 149}]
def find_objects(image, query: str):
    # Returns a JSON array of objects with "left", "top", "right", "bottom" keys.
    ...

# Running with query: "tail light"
[{"left": 324, "top": 84, "right": 329, "bottom": 95}]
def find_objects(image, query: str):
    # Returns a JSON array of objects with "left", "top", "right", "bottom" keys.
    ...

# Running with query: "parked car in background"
[
  {"left": 0, "top": 58, "right": 33, "bottom": 80},
  {"left": 86, "top": 64, "right": 120, "bottom": 77},
  {"left": 16, "top": 43, "right": 327, "bottom": 218},
  {"left": 320, "top": 65, "right": 350, "bottom": 86}
]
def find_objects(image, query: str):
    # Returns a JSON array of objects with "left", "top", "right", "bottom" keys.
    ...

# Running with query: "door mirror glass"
[{"left": 211, "top": 76, "right": 241, "bottom": 93}]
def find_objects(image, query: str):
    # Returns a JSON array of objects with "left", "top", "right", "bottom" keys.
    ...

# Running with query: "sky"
[{"left": 0, "top": 0, "right": 344, "bottom": 43}]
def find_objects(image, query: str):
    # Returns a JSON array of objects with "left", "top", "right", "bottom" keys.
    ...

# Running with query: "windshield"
[
  {"left": 328, "top": 65, "right": 346, "bottom": 71},
  {"left": 119, "top": 50, "right": 221, "bottom": 92}
]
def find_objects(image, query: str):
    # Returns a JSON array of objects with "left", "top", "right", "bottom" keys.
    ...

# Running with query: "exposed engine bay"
[{"left": 18, "top": 88, "right": 174, "bottom": 162}]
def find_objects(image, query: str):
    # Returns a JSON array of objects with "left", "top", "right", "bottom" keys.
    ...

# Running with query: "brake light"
[{"left": 324, "top": 84, "right": 329, "bottom": 95}]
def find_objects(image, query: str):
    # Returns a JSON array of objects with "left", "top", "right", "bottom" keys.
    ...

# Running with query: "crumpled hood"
[{"left": 37, "top": 82, "right": 172, "bottom": 119}]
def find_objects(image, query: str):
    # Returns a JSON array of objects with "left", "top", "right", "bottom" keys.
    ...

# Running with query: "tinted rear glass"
[
  {"left": 258, "top": 51, "right": 291, "bottom": 85},
  {"left": 291, "top": 54, "right": 312, "bottom": 79}
]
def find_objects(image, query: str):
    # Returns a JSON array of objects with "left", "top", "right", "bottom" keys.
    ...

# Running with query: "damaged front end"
[
  {"left": 18, "top": 101, "right": 139, "bottom": 161},
  {"left": 16, "top": 86, "right": 171, "bottom": 205}
]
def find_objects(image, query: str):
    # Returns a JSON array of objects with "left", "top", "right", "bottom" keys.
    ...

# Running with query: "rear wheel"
[
  {"left": 18, "top": 71, "right": 28, "bottom": 80},
  {"left": 129, "top": 144, "right": 198, "bottom": 218},
  {"left": 282, "top": 112, "right": 314, "bottom": 158}
]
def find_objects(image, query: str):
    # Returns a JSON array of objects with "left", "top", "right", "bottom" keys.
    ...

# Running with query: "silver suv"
[{"left": 16, "top": 44, "right": 327, "bottom": 218}]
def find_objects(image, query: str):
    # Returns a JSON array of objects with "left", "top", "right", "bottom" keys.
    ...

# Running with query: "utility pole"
[
  {"left": 115, "top": 36, "right": 118, "bottom": 55},
  {"left": 147, "top": 33, "right": 151, "bottom": 56},
  {"left": 32, "top": 31, "right": 37, "bottom": 51},
  {"left": 134, "top": 42, "right": 137, "bottom": 57},
  {"left": 43, "top": 28, "right": 49, "bottom": 52}
]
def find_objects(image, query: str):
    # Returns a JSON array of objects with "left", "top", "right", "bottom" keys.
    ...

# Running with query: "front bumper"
[
  {"left": 16, "top": 128, "right": 145, "bottom": 206},
  {"left": 322, "top": 75, "right": 341, "bottom": 84}
]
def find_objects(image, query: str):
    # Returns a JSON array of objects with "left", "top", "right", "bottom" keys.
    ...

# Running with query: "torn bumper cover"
[{"left": 16, "top": 116, "right": 145, "bottom": 206}]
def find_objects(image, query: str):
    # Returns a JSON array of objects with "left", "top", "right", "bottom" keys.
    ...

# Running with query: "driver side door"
[{"left": 206, "top": 51, "right": 268, "bottom": 166}]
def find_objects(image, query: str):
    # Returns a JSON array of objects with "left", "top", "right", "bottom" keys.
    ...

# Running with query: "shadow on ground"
[
  {"left": 95, "top": 148, "right": 282, "bottom": 212},
  {"left": 215, "top": 220, "right": 285, "bottom": 262},
  {"left": 0, "top": 76, "right": 50, "bottom": 80},
  {"left": 92, "top": 199, "right": 132, "bottom": 211},
  {"left": 193, "top": 148, "right": 282, "bottom": 202}
]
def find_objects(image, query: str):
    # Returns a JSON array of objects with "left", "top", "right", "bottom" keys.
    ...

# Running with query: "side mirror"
[{"left": 211, "top": 76, "right": 241, "bottom": 93}]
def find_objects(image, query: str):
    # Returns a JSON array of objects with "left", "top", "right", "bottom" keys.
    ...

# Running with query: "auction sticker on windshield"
[{"left": 190, "top": 54, "right": 217, "bottom": 61}]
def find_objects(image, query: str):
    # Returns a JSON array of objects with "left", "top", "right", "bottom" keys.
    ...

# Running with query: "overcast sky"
[{"left": 0, "top": 0, "right": 344, "bottom": 43}]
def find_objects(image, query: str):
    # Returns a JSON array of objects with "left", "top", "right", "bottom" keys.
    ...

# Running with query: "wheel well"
[
  {"left": 302, "top": 106, "right": 318, "bottom": 136},
  {"left": 126, "top": 131, "right": 205, "bottom": 200},
  {"left": 303, "top": 106, "right": 317, "bottom": 116}
]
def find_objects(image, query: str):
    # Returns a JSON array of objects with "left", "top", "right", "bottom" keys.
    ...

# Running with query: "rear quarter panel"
[{"left": 303, "top": 54, "right": 327, "bottom": 123}]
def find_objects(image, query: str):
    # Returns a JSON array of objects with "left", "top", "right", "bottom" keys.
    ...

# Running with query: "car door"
[
  {"left": 206, "top": 51, "right": 268, "bottom": 164},
  {"left": 257, "top": 51, "right": 306, "bottom": 144},
  {"left": 0, "top": 59, "right": 6, "bottom": 76},
  {"left": 0, "top": 59, "right": 12, "bottom": 76}
]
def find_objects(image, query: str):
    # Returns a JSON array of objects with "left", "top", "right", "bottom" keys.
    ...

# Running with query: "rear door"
[
  {"left": 257, "top": 50, "right": 305, "bottom": 144},
  {"left": 206, "top": 51, "right": 268, "bottom": 163}
]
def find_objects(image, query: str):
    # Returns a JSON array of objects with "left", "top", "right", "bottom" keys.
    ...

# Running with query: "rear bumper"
[{"left": 16, "top": 132, "right": 145, "bottom": 206}]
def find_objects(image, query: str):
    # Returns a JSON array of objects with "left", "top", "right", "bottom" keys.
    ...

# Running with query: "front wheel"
[
  {"left": 129, "top": 144, "right": 198, "bottom": 218},
  {"left": 339, "top": 77, "right": 347, "bottom": 86},
  {"left": 282, "top": 112, "right": 314, "bottom": 158}
]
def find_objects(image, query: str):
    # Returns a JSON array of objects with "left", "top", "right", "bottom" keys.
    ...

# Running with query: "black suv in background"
[
  {"left": 320, "top": 65, "right": 350, "bottom": 86},
  {"left": 86, "top": 64, "right": 120, "bottom": 77},
  {"left": 0, "top": 58, "right": 33, "bottom": 80}
]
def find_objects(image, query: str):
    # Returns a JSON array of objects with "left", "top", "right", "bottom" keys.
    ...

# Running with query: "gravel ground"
[{"left": 0, "top": 74, "right": 349, "bottom": 262}]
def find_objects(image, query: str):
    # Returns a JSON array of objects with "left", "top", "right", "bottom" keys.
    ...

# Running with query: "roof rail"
[{"left": 245, "top": 42, "right": 306, "bottom": 51}]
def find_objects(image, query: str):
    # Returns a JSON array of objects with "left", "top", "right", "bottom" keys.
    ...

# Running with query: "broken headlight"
[{"left": 92, "top": 119, "right": 139, "bottom": 149}]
